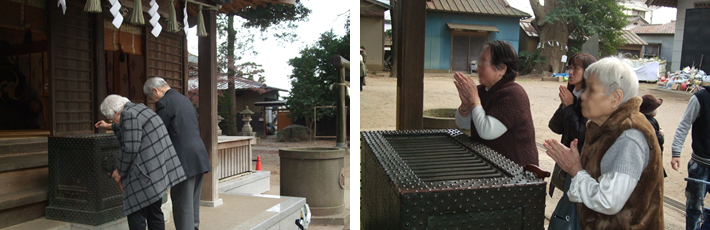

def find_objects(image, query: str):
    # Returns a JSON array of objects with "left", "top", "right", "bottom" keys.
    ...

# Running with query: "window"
[
  {"left": 633, "top": 10, "right": 646, "bottom": 19},
  {"left": 644, "top": 44, "right": 661, "bottom": 58}
]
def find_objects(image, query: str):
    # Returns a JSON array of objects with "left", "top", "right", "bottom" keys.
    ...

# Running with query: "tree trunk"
[
  {"left": 227, "top": 15, "right": 238, "bottom": 135},
  {"left": 530, "top": 0, "right": 568, "bottom": 74}
]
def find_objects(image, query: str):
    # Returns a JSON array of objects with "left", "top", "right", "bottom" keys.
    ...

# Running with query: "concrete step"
[
  {"left": 219, "top": 170, "right": 270, "bottom": 195},
  {"left": 0, "top": 137, "right": 47, "bottom": 156}
]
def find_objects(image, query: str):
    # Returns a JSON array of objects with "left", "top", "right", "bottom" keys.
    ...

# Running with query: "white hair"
[
  {"left": 643, "top": 109, "right": 657, "bottom": 116},
  {"left": 100, "top": 95, "right": 130, "bottom": 119},
  {"left": 143, "top": 77, "right": 169, "bottom": 96},
  {"left": 583, "top": 56, "right": 638, "bottom": 103}
]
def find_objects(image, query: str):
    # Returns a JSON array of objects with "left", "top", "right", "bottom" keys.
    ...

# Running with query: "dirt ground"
[{"left": 360, "top": 72, "right": 700, "bottom": 228}]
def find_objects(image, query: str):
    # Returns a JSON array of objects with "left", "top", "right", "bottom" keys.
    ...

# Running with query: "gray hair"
[
  {"left": 143, "top": 77, "right": 169, "bottom": 96},
  {"left": 583, "top": 56, "right": 638, "bottom": 104},
  {"left": 100, "top": 95, "right": 130, "bottom": 119}
]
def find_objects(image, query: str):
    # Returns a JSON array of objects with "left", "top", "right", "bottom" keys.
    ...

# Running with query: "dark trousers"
[
  {"left": 686, "top": 159, "right": 710, "bottom": 230},
  {"left": 171, "top": 173, "right": 204, "bottom": 230},
  {"left": 127, "top": 199, "right": 165, "bottom": 230}
]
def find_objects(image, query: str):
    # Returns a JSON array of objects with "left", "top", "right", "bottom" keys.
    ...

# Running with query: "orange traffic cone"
[{"left": 256, "top": 156, "right": 262, "bottom": 171}]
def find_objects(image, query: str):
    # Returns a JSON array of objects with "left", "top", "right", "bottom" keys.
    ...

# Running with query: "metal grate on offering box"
[
  {"left": 361, "top": 129, "right": 547, "bottom": 230},
  {"left": 46, "top": 134, "right": 124, "bottom": 225}
]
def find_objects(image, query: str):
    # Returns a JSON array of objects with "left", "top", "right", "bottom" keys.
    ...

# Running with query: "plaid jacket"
[{"left": 114, "top": 102, "right": 186, "bottom": 215}]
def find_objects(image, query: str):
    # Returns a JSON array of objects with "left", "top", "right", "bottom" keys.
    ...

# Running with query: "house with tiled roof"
[
  {"left": 631, "top": 21, "right": 675, "bottom": 67},
  {"left": 519, "top": 19, "right": 648, "bottom": 58},
  {"left": 424, "top": 0, "right": 531, "bottom": 72},
  {"left": 187, "top": 53, "right": 286, "bottom": 136}
]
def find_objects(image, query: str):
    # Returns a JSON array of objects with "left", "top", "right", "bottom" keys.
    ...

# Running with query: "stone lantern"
[
  {"left": 217, "top": 115, "right": 224, "bottom": 136},
  {"left": 239, "top": 106, "right": 256, "bottom": 136}
]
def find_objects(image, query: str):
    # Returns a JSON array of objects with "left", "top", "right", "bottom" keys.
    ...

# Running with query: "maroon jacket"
[{"left": 470, "top": 77, "right": 538, "bottom": 167}]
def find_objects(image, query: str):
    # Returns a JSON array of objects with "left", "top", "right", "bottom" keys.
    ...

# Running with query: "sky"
[
  {"left": 506, "top": 0, "right": 677, "bottom": 24},
  {"left": 186, "top": 0, "right": 350, "bottom": 92}
]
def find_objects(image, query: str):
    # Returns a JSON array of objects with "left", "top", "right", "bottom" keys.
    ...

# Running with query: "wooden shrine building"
[{"left": 0, "top": 0, "right": 293, "bottom": 227}]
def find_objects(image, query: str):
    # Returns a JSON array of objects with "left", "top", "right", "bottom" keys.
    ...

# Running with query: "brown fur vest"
[{"left": 578, "top": 97, "right": 664, "bottom": 229}]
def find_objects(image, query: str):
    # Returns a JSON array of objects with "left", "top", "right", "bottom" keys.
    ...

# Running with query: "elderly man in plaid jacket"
[{"left": 96, "top": 95, "right": 186, "bottom": 230}]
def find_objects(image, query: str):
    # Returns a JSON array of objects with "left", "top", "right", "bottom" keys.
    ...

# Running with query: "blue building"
[{"left": 425, "top": 0, "right": 530, "bottom": 72}]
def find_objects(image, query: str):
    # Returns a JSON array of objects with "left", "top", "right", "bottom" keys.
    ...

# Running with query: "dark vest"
[
  {"left": 578, "top": 97, "right": 664, "bottom": 230},
  {"left": 692, "top": 89, "right": 710, "bottom": 158},
  {"left": 469, "top": 77, "right": 538, "bottom": 167}
]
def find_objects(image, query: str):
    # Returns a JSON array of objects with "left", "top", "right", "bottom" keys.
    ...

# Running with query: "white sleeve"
[
  {"left": 470, "top": 106, "right": 508, "bottom": 140},
  {"left": 567, "top": 171, "right": 638, "bottom": 215},
  {"left": 672, "top": 95, "right": 701, "bottom": 157},
  {"left": 455, "top": 108, "right": 472, "bottom": 129}
]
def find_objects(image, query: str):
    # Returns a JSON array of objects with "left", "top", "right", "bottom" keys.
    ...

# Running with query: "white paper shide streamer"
[
  {"left": 149, "top": 0, "right": 162, "bottom": 37},
  {"left": 57, "top": 0, "right": 66, "bottom": 14},
  {"left": 109, "top": 0, "right": 123, "bottom": 29}
]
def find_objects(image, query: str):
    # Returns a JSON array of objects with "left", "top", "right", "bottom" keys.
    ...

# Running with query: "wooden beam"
[
  {"left": 198, "top": 9, "right": 221, "bottom": 207},
  {"left": 394, "top": 0, "right": 426, "bottom": 130},
  {"left": 0, "top": 40, "right": 47, "bottom": 57}
]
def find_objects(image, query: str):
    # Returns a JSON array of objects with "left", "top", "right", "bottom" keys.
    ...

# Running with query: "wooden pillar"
[
  {"left": 394, "top": 0, "right": 426, "bottom": 130},
  {"left": 93, "top": 13, "right": 106, "bottom": 130},
  {"left": 198, "top": 9, "right": 221, "bottom": 207}
]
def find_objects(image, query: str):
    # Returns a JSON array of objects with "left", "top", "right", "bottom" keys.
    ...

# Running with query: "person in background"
[
  {"left": 361, "top": 46, "right": 367, "bottom": 86},
  {"left": 547, "top": 53, "right": 595, "bottom": 230},
  {"left": 95, "top": 95, "right": 186, "bottom": 230},
  {"left": 454, "top": 40, "right": 538, "bottom": 167},
  {"left": 143, "top": 77, "right": 211, "bottom": 230},
  {"left": 670, "top": 87, "right": 710, "bottom": 230},
  {"left": 545, "top": 56, "right": 664, "bottom": 229},
  {"left": 640, "top": 94, "right": 667, "bottom": 178}
]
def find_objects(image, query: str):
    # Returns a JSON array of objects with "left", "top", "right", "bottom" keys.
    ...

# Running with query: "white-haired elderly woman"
[
  {"left": 95, "top": 95, "right": 186, "bottom": 230},
  {"left": 544, "top": 57, "right": 664, "bottom": 229}
]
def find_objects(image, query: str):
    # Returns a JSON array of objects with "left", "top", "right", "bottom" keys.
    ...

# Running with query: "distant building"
[
  {"left": 425, "top": 0, "right": 530, "bottom": 73},
  {"left": 360, "top": 0, "right": 391, "bottom": 71},
  {"left": 188, "top": 54, "right": 286, "bottom": 136},
  {"left": 646, "top": 0, "right": 708, "bottom": 72},
  {"left": 619, "top": 0, "right": 657, "bottom": 29},
  {"left": 631, "top": 20, "right": 675, "bottom": 69}
]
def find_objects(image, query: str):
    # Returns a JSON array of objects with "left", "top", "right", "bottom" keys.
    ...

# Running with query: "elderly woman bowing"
[
  {"left": 95, "top": 95, "right": 187, "bottom": 230},
  {"left": 454, "top": 40, "right": 538, "bottom": 167},
  {"left": 544, "top": 57, "right": 664, "bottom": 229}
]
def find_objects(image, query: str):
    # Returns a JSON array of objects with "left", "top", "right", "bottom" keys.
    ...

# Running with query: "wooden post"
[
  {"left": 93, "top": 12, "right": 106, "bottom": 131},
  {"left": 394, "top": 0, "right": 426, "bottom": 130},
  {"left": 331, "top": 55, "right": 349, "bottom": 147},
  {"left": 198, "top": 9, "right": 221, "bottom": 207}
]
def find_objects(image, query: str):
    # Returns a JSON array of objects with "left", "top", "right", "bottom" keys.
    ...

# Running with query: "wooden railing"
[{"left": 217, "top": 136, "right": 254, "bottom": 180}]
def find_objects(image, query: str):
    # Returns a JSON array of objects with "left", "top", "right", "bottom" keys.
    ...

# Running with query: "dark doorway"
[
  {"left": 681, "top": 8, "right": 710, "bottom": 73},
  {"left": 451, "top": 33, "right": 487, "bottom": 72}
]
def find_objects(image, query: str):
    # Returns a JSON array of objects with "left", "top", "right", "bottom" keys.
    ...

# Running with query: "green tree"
[
  {"left": 530, "top": 0, "right": 627, "bottom": 73},
  {"left": 285, "top": 19, "right": 350, "bottom": 129},
  {"left": 215, "top": 2, "right": 310, "bottom": 135}
]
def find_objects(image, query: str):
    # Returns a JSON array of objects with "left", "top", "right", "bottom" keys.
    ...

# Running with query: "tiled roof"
[
  {"left": 620, "top": 30, "right": 648, "bottom": 46},
  {"left": 188, "top": 75, "right": 287, "bottom": 93},
  {"left": 362, "top": 0, "right": 391, "bottom": 10},
  {"left": 427, "top": 0, "right": 531, "bottom": 17},
  {"left": 519, "top": 18, "right": 537, "bottom": 37},
  {"left": 631, "top": 21, "right": 675, "bottom": 35},
  {"left": 626, "top": 15, "right": 650, "bottom": 26},
  {"left": 520, "top": 19, "right": 648, "bottom": 46},
  {"left": 519, "top": 18, "right": 576, "bottom": 39}
]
